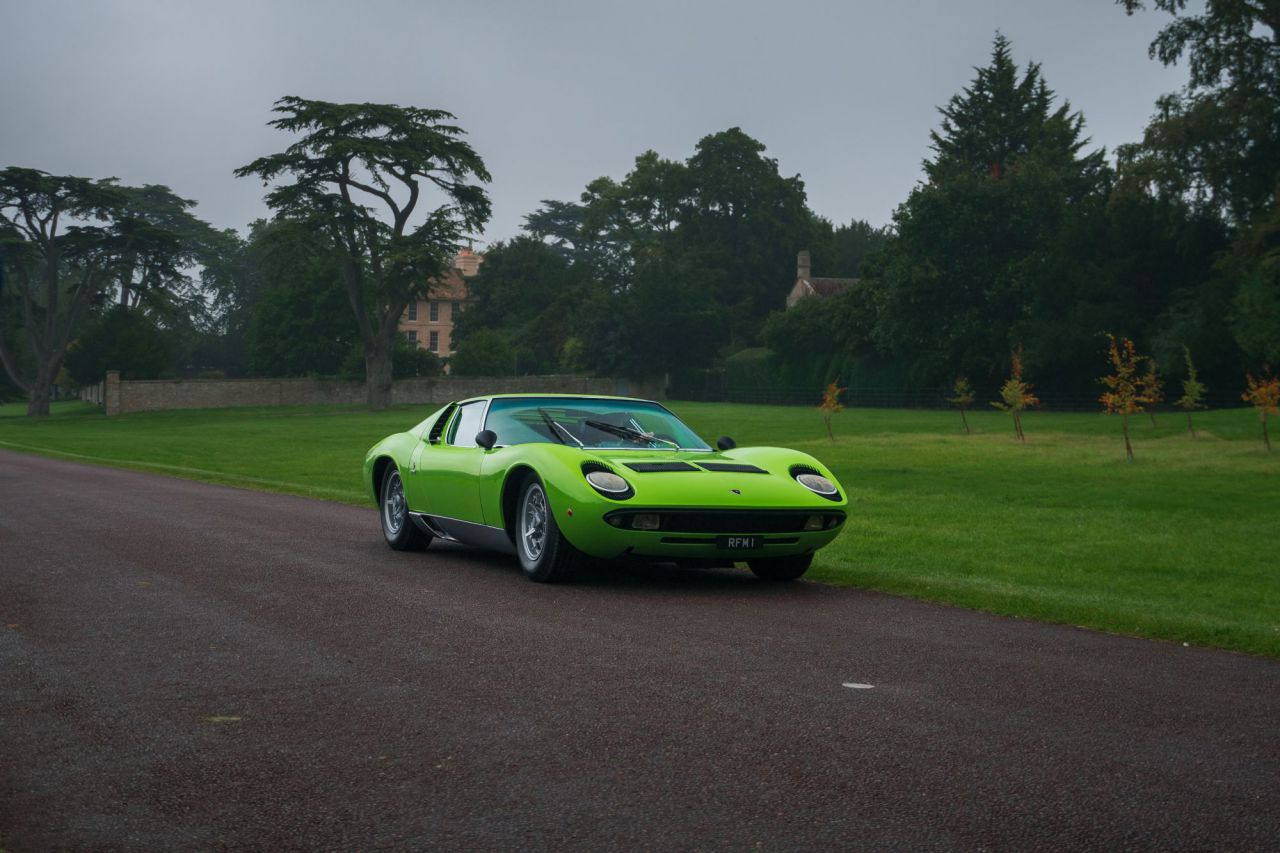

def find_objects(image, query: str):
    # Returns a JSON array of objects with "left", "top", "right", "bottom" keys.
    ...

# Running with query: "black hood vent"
[
  {"left": 697, "top": 462, "right": 768, "bottom": 474},
  {"left": 623, "top": 461, "right": 699, "bottom": 473}
]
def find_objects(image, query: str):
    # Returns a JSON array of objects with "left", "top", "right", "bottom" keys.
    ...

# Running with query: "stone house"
[
  {"left": 398, "top": 248, "right": 483, "bottom": 358},
  {"left": 784, "top": 250, "right": 858, "bottom": 309}
]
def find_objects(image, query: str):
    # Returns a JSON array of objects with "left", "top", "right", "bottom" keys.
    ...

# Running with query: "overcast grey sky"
[{"left": 1, "top": 0, "right": 1188, "bottom": 244}]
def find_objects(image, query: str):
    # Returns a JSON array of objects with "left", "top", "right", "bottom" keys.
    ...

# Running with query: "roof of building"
[
  {"left": 806, "top": 277, "right": 859, "bottom": 297},
  {"left": 430, "top": 270, "right": 470, "bottom": 300}
]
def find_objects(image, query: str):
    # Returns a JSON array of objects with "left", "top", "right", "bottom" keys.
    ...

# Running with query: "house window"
[
  {"left": 404, "top": 330, "right": 417, "bottom": 344},
  {"left": 407, "top": 301, "right": 417, "bottom": 321},
  {"left": 429, "top": 301, "right": 439, "bottom": 322},
  {"left": 451, "top": 301, "right": 461, "bottom": 319},
  {"left": 429, "top": 331, "right": 439, "bottom": 352}
]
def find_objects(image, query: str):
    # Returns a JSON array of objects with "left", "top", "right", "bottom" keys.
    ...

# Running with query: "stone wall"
[{"left": 102, "top": 371, "right": 661, "bottom": 416}]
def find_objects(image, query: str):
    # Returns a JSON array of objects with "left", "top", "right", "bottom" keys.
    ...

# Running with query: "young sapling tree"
[
  {"left": 1140, "top": 359, "right": 1163, "bottom": 427},
  {"left": 948, "top": 377, "right": 975, "bottom": 434},
  {"left": 991, "top": 345, "right": 1039, "bottom": 441},
  {"left": 1174, "top": 347, "right": 1207, "bottom": 438},
  {"left": 1242, "top": 369, "right": 1279, "bottom": 452},
  {"left": 818, "top": 381, "right": 845, "bottom": 441},
  {"left": 1099, "top": 335, "right": 1155, "bottom": 461}
]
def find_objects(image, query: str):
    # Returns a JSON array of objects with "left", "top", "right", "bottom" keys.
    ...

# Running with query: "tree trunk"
[
  {"left": 365, "top": 336, "right": 394, "bottom": 410},
  {"left": 1148, "top": 411, "right": 1157, "bottom": 427},
  {"left": 1186, "top": 411, "right": 1196, "bottom": 438},
  {"left": 823, "top": 414, "right": 834, "bottom": 441},
  {"left": 960, "top": 409, "right": 970, "bottom": 435},
  {"left": 27, "top": 381, "right": 52, "bottom": 417},
  {"left": 25, "top": 360, "right": 59, "bottom": 417},
  {"left": 1264, "top": 413, "right": 1272, "bottom": 452},
  {"left": 1122, "top": 413, "right": 1133, "bottom": 461}
]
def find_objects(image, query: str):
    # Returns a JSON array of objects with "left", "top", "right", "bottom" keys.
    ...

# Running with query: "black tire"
[
  {"left": 380, "top": 465, "right": 429, "bottom": 551},
  {"left": 515, "top": 476, "right": 581, "bottom": 583},
  {"left": 747, "top": 553, "right": 813, "bottom": 582}
]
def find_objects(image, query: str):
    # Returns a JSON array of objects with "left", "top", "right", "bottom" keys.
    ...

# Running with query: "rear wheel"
[
  {"left": 381, "top": 466, "right": 428, "bottom": 551},
  {"left": 516, "top": 477, "right": 581, "bottom": 583},
  {"left": 747, "top": 553, "right": 813, "bottom": 582}
]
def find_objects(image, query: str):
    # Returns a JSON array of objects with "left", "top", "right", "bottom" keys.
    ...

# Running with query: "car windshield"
[{"left": 483, "top": 397, "right": 711, "bottom": 450}]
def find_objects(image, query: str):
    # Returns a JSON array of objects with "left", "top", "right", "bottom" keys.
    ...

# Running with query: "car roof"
[{"left": 455, "top": 393, "right": 660, "bottom": 406}]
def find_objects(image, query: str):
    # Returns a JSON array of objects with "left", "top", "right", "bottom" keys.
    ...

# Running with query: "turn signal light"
[
  {"left": 804, "top": 515, "right": 825, "bottom": 531},
  {"left": 631, "top": 514, "right": 661, "bottom": 530}
]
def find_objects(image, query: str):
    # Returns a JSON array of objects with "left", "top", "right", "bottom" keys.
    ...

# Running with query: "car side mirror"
[
  {"left": 716, "top": 435, "right": 736, "bottom": 451},
  {"left": 475, "top": 429, "right": 497, "bottom": 450}
]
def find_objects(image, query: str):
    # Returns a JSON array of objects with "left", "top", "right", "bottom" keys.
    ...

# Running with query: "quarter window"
[{"left": 447, "top": 401, "right": 486, "bottom": 448}]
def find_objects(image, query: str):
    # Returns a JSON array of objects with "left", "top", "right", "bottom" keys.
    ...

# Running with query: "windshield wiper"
[
  {"left": 539, "top": 408, "right": 584, "bottom": 447},
  {"left": 584, "top": 419, "right": 681, "bottom": 449}
]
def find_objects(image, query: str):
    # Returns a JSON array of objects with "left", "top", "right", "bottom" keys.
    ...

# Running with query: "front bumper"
[{"left": 559, "top": 506, "right": 847, "bottom": 559}]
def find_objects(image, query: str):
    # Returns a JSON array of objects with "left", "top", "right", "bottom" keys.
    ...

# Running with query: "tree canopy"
[
  {"left": 236, "top": 96, "right": 490, "bottom": 408},
  {"left": 0, "top": 168, "right": 214, "bottom": 414}
]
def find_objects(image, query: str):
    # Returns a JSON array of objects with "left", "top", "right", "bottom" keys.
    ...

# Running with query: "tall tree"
[
  {"left": 1118, "top": 2, "right": 1280, "bottom": 387},
  {"left": 243, "top": 218, "right": 358, "bottom": 377},
  {"left": 236, "top": 97, "right": 491, "bottom": 409},
  {"left": 928, "top": 34, "right": 1106, "bottom": 187},
  {"left": 680, "top": 128, "right": 812, "bottom": 347},
  {"left": 1117, "top": 0, "right": 1280, "bottom": 224},
  {"left": 872, "top": 35, "right": 1110, "bottom": 387},
  {"left": 451, "top": 236, "right": 598, "bottom": 375},
  {"left": 806, "top": 216, "right": 892, "bottom": 278},
  {"left": 0, "top": 168, "right": 199, "bottom": 415}
]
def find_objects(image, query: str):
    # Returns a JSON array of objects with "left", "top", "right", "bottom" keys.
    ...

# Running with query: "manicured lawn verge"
[{"left": 2, "top": 400, "right": 1276, "bottom": 657}]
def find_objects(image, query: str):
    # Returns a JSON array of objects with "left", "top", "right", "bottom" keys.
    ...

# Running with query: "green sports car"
[{"left": 362, "top": 394, "right": 847, "bottom": 583}]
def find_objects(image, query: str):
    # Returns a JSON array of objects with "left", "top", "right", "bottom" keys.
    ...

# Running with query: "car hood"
[{"left": 579, "top": 448, "right": 844, "bottom": 509}]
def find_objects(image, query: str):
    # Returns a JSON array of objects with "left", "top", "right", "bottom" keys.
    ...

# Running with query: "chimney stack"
[{"left": 797, "top": 249, "right": 811, "bottom": 281}]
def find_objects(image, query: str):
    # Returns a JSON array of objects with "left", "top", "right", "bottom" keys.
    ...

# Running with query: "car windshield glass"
[{"left": 483, "top": 397, "right": 711, "bottom": 450}]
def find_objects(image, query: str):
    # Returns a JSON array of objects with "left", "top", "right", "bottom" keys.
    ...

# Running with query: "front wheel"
[
  {"left": 381, "top": 466, "right": 429, "bottom": 551},
  {"left": 516, "top": 477, "right": 581, "bottom": 583},
  {"left": 747, "top": 553, "right": 813, "bottom": 582}
]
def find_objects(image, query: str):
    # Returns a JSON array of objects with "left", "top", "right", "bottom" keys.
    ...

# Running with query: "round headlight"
[
  {"left": 586, "top": 470, "right": 630, "bottom": 494},
  {"left": 796, "top": 473, "right": 838, "bottom": 495}
]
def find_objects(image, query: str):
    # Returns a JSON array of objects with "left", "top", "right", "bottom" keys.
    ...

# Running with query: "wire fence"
[{"left": 667, "top": 377, "right": 1248, "bottom": 412}]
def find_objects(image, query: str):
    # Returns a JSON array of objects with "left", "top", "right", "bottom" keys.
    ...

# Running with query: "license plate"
[{"left": 717, "top": 535, "right": 762, "bottom": 550}]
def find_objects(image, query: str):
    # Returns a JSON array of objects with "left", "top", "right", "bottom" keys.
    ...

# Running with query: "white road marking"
[{"left": 842, "top": 682, "right": 874, "bottom": 689}]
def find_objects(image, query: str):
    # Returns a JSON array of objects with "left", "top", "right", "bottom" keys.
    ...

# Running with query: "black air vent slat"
[
  {"left": 697, "top": 462, "right": 768, "bottom": 474},
  {"left": 604, "top": 509, "right": 846, "bottom": 534},
  {"left": 623, "top": 461, "right": 699, "bottom": 473}
]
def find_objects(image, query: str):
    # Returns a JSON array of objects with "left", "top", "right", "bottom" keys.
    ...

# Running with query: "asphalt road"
[{"left": 1, "top": 450, "right": 1278, "bottom": 851}]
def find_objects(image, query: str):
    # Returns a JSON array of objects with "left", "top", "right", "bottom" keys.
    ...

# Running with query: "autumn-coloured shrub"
[
  {"left": 818, "top": 381, "right": 845, "bottom": 441},
  {"left": 1242, "top": 368, "right": 1279, "bottom": 452},
  {"left": 947, "top": 377, "right": 975, "bottom": 434},
  {"left": 1175, "top": 347, "right": 1207, "bottom": 438},
  {"left": 1100, "top": 334, "right": 1159, "bottom": 461},
  {"left": 991, "top": 345, "right": 1039, "bottom": 442}
]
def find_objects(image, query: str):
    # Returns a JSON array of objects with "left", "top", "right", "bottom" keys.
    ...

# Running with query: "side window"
[{"left": 447, "top": 401, "right": 486, "bottom": 448}]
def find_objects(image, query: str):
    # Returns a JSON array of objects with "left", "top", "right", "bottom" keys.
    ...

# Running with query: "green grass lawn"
[{"left": 2, "top": 399, "right": 1276, "bottom": 657}]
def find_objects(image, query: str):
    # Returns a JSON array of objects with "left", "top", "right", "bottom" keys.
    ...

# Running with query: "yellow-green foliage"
[
  {"left": 1175, "top": 347, "right": 1207, "bottom": 437},
  {"left": 991, "top": 345, "right": 1039, "bottom": 441},
  {"left": 817, "top": 381, "right": 845, "bottom": 441},
  {"left": 1242, "top": 369, "right": 1279, "bottom": 451},
  {"left": 947, "top": 376, "right": 976, "bottom": 434}
]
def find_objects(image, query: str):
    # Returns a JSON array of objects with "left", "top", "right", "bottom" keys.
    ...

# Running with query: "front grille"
[
  {"left": 605, "top": 509, "right": 846, "bottom": 534},
  {"left": 624, "top": 461, "right": 699, "bottom": 472},
  {"left": 697, "top": 462, "right": 768, "bottom": 473}
]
